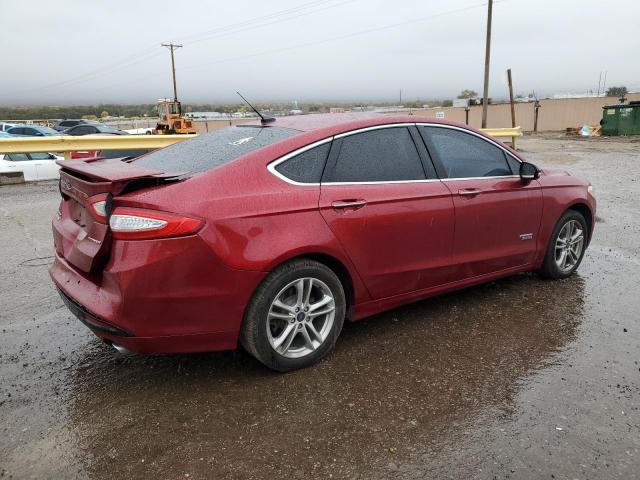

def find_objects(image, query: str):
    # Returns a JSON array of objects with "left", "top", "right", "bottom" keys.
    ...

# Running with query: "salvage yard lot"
[{"left": 1, "top": 135, "right": 639, "bottom": 479}]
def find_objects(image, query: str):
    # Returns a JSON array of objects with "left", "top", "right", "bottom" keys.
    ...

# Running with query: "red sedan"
[{"left": 50, "top": 114, "right": 595, "bottom": 371}]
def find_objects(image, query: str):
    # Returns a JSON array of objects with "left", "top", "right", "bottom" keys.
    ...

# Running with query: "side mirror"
[{"left": 520, "top": 161, "right": 539, "bottom": 181}]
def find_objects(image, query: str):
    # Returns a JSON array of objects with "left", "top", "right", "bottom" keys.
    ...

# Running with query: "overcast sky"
[{"left": 1, "top": 0, "right": 638, "bottom": 105}]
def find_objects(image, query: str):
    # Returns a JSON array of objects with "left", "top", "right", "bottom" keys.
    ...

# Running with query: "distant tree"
[
  {"left": 606, "top": 86, "right": 628, "bottom": 97},
  {"left": 100, "top": 111, "right": 109, "bottom": 118},
  {"left": 442, "top": 99, "right": 453, "bottom": 107},
  {"left": 82, "top": 114, "right": 98, "bottom": 120},
  {"left": 456, "top": 89, "right": 478, "bottom": 99}
]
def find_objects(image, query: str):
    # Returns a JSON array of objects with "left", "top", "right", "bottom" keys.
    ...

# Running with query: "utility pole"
[
  {"left": 506, "top": 68, "right": 517, "bottom": 149},
  {"left": 161, "top": 43, "right": 183, "bottom": 103},
  {"left": 507, "top": 69, "right": 516, "bottom": 128},
  {"left": 481, "top": 0, "right": 493, "bottom": 128}
]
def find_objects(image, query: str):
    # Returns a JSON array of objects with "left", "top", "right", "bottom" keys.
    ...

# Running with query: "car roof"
[
  {"left": 240, "top": 112, "right": 523, "bottom": 161},
  {"left": 247, "top": 112, "right": 469, "bottom": 135}
]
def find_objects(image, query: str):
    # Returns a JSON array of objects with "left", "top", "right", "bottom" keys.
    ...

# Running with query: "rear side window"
[
  {"left": 134, "top": 126, "right": 298, "bottom": 175},
  {"left": 420, "top": 126, "right": 512, "bottom": 178},
  {"left": 274, "top": 142, "right": 330, "bottom": 183},
  {"left": 327, "top": 127, "right": 425, "bottom": 182},
  {"left": 7, "top": 153, "right": 30, "bottom": 161}
]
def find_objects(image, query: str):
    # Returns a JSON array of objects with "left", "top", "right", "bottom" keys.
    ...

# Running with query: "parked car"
[
  {"left": 124, "top": 127, "right": 155, "bottom": 135},
  {"left": 0, "top": 152, "right": 62, "bottom": 181},
  {"left": 6, "top": 125, "right": 61, "bottom": 137},
  {"left": 0, "top": 122, "right": 18, "bottom": 132},
  {"left": 53, "top": 119, "right": 98, "bottom": 132},
  {"left": 50, "top": 114, "right": 596, "bottom": 371},
  {"left": 0, "top": 131, "right": 13, "bottom": 138},
  {"left": 64, "top": 124, "right": 129, "bottom": 136}
]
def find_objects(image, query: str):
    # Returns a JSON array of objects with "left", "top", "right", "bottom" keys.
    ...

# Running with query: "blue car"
[{"left": 6, "top": 125, "right": 62, "bottom": 137}]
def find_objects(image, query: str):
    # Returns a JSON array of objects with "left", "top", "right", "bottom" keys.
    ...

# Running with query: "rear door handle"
[
  {"left": 331, "top": 200, "right": 367, "bottom": 210},
  {"left": 458, "top": 188, "right": 482, "bottom": 197}
]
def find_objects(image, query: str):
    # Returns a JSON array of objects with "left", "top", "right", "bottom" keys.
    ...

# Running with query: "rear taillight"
[
  {"left": 109, "top": 207, "right": 203, "bottom": 240},
  {"left": 87, "top": 194, "right": 109, "bottom": 223}
]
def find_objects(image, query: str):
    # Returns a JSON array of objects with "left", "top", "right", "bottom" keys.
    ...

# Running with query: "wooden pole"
[
  {"left": 481, "top": 0, "right": 493, "bottom": 128},
  {"left": 507, "top": 68, "right": 516, "bottom": 148}
]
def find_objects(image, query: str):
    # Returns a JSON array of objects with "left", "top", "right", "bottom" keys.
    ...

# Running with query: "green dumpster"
[{"left": 601, "top": 103, "right": 640, "bottom": 136}]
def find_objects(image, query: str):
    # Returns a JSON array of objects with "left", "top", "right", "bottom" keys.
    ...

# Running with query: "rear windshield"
[{"left": 133, "top": 126, "right": 298, "bottom": 175}]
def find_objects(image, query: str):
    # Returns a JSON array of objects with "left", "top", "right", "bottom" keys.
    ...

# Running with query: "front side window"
[
  {"left": 327, "top": 127, "right": 425, "bottom": 182},
  {"left": 420, "top": 126, "right": 512, "bottom": 179},
  {"left": 29, "top": 152, "right": 54, "bottom": 160},
  {"left": 71, "top": 126, "right": 91, "bottom": 135},
  {"left": 274, "top": 142, "right": 330, "bottom": 183}
]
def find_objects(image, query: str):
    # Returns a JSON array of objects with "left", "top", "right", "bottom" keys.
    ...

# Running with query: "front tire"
[
  {"left": 241, "top": 259, "right": 346, "bottom": 372},
  {"left": 539, "top": 210, "right": 588, "bottom": 279}
]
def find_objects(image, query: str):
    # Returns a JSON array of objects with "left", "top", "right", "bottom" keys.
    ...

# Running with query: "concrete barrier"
[{"left": 0, "top": 171, "right": 25, "bottom": 185}]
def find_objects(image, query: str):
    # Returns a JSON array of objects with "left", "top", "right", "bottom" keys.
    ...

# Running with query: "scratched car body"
[{"left": 50, "top": 114, "right": 596, "bottom": 371}]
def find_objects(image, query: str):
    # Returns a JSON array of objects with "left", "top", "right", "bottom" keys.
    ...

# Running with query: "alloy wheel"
[
  {"left": 554, "top": 219, "right": 584, "bottom": 273},
  {"left": 266, "top": 277, "right": 336, "bottom": 359}
]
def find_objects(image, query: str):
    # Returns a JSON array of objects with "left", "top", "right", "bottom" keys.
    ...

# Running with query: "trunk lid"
[{"left": 54, "top": 158, "right": 181, "bottom": 273}]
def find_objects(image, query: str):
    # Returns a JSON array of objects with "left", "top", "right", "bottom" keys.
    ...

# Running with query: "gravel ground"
[{"left": 0, "top": 134, "right": 639, "bottom": 479}]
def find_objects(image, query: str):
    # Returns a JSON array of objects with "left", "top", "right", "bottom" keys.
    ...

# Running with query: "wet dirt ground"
[{"left": 1, "top": 135, "right": 639, "bottom": 479}]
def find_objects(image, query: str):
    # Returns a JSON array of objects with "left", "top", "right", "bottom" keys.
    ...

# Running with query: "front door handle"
[
  {"left": 331, "top": 200, "right": 367, "bottom": 210},
  {"left": 458, "top": 188, "right": 482, "bottom": 197}
]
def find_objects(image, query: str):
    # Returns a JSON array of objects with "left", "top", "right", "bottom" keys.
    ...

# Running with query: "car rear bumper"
[{"left": 49, "top": 236, "right": 267, "bottom": 354}]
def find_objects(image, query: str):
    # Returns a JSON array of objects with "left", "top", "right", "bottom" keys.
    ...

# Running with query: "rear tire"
[
  {"left": 539, "top": 210, "right": 588, "bottom": 279},
  {"left": 241, "top": 259, "right": 345, "bottom": 372}
]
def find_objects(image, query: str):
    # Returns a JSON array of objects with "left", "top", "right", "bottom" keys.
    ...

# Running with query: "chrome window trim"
[
  {"left": 323, "top": 178, "right": 441, "bottom": 186},
  {"left": 333, "top": 122, "right": 411, "bottom": 139},
  {"left": 441, "top": 175, "right": 520, "bottom": 181},
  {"left": 267, "top": 122, "right": 522, "bottom": 186},
  {"left": 267, "top": 137, "right": 333, "bottom": 186}
]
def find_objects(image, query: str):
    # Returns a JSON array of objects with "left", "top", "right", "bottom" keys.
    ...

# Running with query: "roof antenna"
[{"left": 236, "top": 91, "right": 275, "bottom": 124}]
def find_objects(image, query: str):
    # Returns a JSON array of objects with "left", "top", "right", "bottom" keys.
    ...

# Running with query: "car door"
[
  {"left": 319, "top": 125, "right": 455, "bottom": 299},
  {"left": 4, "top": 153, "right": 39, "bottom": 181},
  {"left": 28, "top": 152, "right": 60, "bottom": 180},
  {"left": 419, "top": 125, "right": 543, "bottom": 279}
]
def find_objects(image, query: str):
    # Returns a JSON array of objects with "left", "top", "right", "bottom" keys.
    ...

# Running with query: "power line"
[
  {"left": 180, "top": 2, "right": 497, "bottom": 72},
  {"left": 50, "top": 1, "right": 506, "bottom": 100},
  {"left": 176, "top": 0, "right": 342, "bottom": 44},
  {"left": 13, "top": 0, "right": 349, "bottom": 96}
]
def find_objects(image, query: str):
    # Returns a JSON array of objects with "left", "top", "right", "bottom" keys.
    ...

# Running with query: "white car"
[
  {"left": 0, "top": 152, "right": 62, "bottom": 181},
  {"left": 124, "top": 127, "right": 155, "bottom": 135},
  {"left": 0, "top": 122, "right": 18, "bottom": 132}
]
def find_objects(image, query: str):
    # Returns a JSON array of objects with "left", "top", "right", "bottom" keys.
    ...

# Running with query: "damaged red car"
[{"left": 50, "top": 114, "right": 596, "bottom": 371}]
